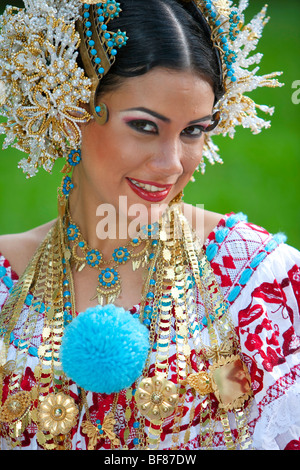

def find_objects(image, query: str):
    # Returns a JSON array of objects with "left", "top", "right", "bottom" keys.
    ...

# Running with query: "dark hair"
[{"left": 81, "top": 0, "right": 224, "bottom": 103}]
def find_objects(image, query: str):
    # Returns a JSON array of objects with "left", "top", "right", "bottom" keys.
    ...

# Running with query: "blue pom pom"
[{"left": 60, "top": 304, "right": 150, "bottom": 394}]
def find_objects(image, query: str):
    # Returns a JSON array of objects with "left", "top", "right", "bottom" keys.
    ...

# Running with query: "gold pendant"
[
  {"left": 186, "top": 356, "right": 252, "bottom": 412},
  {"left": 209, "top": 355, "right": 252, "bottom": 411},
  {"left": 0, "top": 390, "right": 32, "bottom": 438}
]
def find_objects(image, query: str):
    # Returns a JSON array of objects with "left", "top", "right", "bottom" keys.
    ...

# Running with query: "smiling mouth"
[
  {"left": 126, "top": 178, "right": 173, "bottom": 202},
  {"left": 128, "top": 178, "right": 170, "bottom": 192}
]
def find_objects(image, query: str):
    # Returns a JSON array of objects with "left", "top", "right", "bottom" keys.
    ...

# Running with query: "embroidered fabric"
[
  {"left": 252, "top": 383, "right": 300, "bottom": 450},
  {"left": 1, "top": 213, "right": 300, "bottom": 449}
]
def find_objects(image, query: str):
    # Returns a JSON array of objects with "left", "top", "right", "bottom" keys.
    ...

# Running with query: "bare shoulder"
[
  {"left": 0, "top": 219, "right": 56, "bottom": 277},
  {"left": 182, "top": 203, "right": 224, "bottom": 243}
]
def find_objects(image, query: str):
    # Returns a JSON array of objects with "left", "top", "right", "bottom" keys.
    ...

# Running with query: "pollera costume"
[{"left": 0, "top": 0, "right": 299, "bottom": 451}]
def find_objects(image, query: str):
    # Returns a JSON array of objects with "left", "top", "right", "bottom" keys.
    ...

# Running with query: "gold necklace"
[{"left": 0, "top": 198, "right": 254, "bottom": 450}]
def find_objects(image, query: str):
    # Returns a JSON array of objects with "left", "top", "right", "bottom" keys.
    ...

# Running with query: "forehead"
[{"left": 102, "top": 67, "right": 215, "bottom": 116}]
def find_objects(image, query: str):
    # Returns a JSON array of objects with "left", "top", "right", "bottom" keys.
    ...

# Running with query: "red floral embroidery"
[
  {"left": 239, "top": 304, "right": 264, "bottom": 328},
  {"left": 243, "top": 353, "right": 264, "bottom": 394},
  {"left": 252, "top": 281, "right": 286, "bottom": 307},
  {"left": 288, "top": 265, "right": 300, "bottom": 313},
  {"left": 260, "top": 346, "right": 285, "bottom": 372},
  {"left": 238, "top": 273, "right": 300, "bottom": 374},
  {"left": 284, "top": 439, "right": 300, "bottom": 450},
  {"left": 244, "top": 333, "right": 264, "bottom": 352}
]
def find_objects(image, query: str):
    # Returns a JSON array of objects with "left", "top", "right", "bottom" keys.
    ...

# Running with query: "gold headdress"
[
  {"left": 0, "top": 0, "right": 283, "bottom": 177},
  {"left": 192, "top": 0, "right": 283, "bottom": 172}
]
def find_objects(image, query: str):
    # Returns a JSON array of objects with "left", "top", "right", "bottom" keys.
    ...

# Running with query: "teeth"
[{"left": 129, "top": 179, "right": 167, "bottom": 192}]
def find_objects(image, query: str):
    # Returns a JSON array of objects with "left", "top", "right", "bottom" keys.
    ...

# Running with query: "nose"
[{"left": 148, "top": 139, "right": 184, "bottom": 180}]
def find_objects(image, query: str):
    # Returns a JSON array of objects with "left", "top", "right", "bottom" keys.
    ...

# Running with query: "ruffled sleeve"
[
  {"left": 207, "top": 215, "right": 300, "bottom": 449},
  {"left": 235, "top": 243, "right": 300, "bottom": 450},
  {"left": 205, "top": 213, "right": 300, "bottom": 449}
]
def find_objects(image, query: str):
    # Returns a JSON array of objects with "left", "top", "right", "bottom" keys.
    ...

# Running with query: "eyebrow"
[{"left": 121, "top": 107, "right": 212, "bottom": 125}]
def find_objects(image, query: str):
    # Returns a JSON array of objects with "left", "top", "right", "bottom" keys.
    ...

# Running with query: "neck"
[{"left": 68, "top": 188, "right": 125, "bottom": 259}]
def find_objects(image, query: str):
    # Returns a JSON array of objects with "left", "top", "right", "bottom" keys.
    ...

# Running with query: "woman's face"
[{"left": 77, "top": 67, "right": 215, "bottom": 224}]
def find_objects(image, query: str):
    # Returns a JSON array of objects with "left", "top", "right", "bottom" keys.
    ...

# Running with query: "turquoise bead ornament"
[
  {"left": 86, "top": 249, "right": 102, "bottom": 267},
  {"left": 77, "top": 1, "right": 128, "bottom": 125},
  {"left": 62, "top": 176, "right": 74, "bottom": 197},
  {"left": 60, "top": 304, "right": 150, "bottom": 394},
  {"left": 99, "top": 268, "right": 119, "bottom": 287},
  {"left": 112, "top": 247, "right": 130, "bottom": 264},
  {"left": 67, "top": 149, "right": 82, "bottom": 167},
  {"left": 67, "top": 223, "right": 79, "bottom": 241}
]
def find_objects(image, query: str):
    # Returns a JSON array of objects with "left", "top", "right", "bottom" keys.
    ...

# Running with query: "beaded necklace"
[
  {"left": 64, "top": 208, "right": 155, "bottom": 306},
  {"left": 0, "top": 198, "right": 253, "bottom": 450}
]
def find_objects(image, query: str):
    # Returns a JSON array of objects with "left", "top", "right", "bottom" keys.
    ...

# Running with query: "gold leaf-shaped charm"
[
  {"left": 30, "top": 407, "right": 39, "bottom": 423},
  {"left": 0, "top": 360, "right": 15, "bottom": 377},
  {"left": 36, "top": 430, "right": 47, "bottom": 446},
  {"left": 125, "top": 408, "right": 132, "bottom": 421},
  {"left": 163, "top": 248, "right": 171, "bottom": 261}
]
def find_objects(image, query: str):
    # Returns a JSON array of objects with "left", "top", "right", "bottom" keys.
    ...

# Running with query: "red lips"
[{"left": 126, "top": 178, "right": 173, "bottom": 202}]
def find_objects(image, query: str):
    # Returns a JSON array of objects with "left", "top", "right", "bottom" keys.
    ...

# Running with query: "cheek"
[{"left": 182, "top": 141, "right": 205, "bottom": 173}]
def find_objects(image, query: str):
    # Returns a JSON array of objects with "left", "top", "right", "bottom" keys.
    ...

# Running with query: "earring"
[
  {"left": 58, "top": 148, "right": 81, "bottom": 216},
  {"left": 67, "top": 149, "right": 82, "bottom": 167},
  {"left": 61, "top": 175, "right": 74, "bottom": 197},
  {"left": 61, "top": 148, "right": 81, "bottom": 174}
]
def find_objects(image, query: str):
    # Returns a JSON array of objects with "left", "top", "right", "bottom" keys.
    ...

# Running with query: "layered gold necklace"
[{"left": 0, "top": 197, "right": 253, "bottom": 450}]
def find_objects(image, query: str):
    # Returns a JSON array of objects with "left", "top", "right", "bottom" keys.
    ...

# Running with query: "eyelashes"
[
  {"left": 126, "top": 119, "right": 158, "bottom": 134},
  {"left": 125, "top": 119, "right": 208, "bottom": 138},
  {"left": 181, "top": 125, "right": 207, "bottom": 138}
]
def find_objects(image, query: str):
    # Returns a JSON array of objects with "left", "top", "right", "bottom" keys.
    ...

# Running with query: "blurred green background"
[{"left": 0, "top": 0, "right": 299, "bottom": 248}]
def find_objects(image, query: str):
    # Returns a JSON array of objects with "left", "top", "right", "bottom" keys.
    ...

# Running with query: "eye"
[
  {"left": 127, "top": 119, "right": 158, "bottom": 134},
  {"left": 181, "top": 125, "right": 205, "bottom": 138}
]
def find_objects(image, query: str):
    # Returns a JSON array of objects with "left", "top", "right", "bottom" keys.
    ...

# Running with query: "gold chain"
[{"left": 0, "top": 201, "right": 253, "bottom": 450}]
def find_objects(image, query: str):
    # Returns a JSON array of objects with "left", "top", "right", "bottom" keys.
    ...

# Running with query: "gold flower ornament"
[
  {"left": 38, "top": 392, "right": 78, "bottom": 436},
  {"left": 0, "top": 391, "right": 32, "bottom": 423},
  {"left": 135, "top": 375, "right": 179, "bottom": 422}
]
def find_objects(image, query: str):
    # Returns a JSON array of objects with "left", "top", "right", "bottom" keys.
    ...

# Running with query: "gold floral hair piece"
[
  {"left": 0, "top": 0, "right": 283, "bottom": 177},
  {"left": 187, "top": 0, "right": 283, "bottom": 173}
]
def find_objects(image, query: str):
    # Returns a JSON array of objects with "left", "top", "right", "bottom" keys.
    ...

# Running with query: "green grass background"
[{"left": 0, "top": 0, "right": 299, "bottom": 248}]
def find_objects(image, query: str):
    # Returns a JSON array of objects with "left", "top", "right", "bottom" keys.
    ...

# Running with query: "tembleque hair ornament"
[
  {"left": 0, "top": 0, "right": 283, "bottom": 177},
  {"left": 185, "top": 0, "right": 284, "bottom": 173}
]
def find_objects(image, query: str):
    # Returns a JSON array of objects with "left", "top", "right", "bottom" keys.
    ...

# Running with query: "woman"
[{"left": 0, "top": 0, "right": 299, "bottom": 450}]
